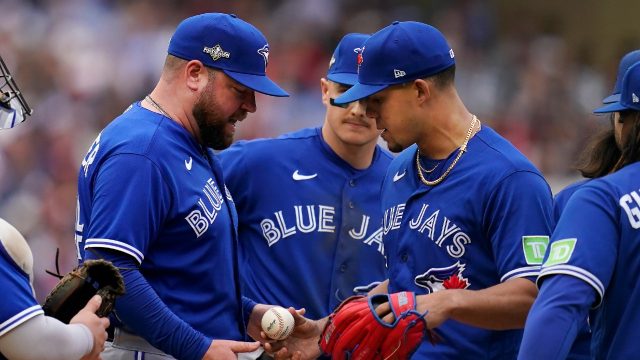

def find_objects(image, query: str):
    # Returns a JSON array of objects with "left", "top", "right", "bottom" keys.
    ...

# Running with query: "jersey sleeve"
[
  {"left": 538, "top": 184, "right": 619, "bottom": 307},
  {"left": 518, "top": 274, "right": 596, "bottom": 360},
  {"left": 485, "top": 171, "right": 554, "bottom": 282},
  {"left": 0, "top": 247, "right": 43, "bottom": 337},
  {"left": 83, "top": 154, "right": 171, "bottom": 265}
]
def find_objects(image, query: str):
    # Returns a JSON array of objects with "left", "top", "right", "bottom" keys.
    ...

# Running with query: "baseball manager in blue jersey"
[
  {"left": 219, "top": 33, "right": 391, "bottom": 321},
  {"left": 75, "top": 13, "right": 295, "bottom": 360},
  {"left": 0, "top": 56, "right": 109, "bottom": 360},
  {"left": 267, "top": 21, "right": 554, "bottom": 360},
  {"left": 519, "top": 61, "right": 640, "bottom": 360}
]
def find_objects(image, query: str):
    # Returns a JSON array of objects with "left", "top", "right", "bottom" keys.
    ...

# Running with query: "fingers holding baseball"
[{"left": 263, "top": 308, "right": 324, "bottom": 360}]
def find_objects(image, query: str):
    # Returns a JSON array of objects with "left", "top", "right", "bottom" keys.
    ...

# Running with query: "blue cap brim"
[
  {"left": 333, "top": 83, "right": 390, "bottom": 104},
  {"left": 327, "top": 73, "right": 358, "bottom": 86},
  {"left": 593, "top": 101, "right": 627, "bottom": 114},
  {"left": 224, "top": 70, "right": 289, "bottom": 97},
  {"left": 602, "top": 93, "right": 621, "bottom": 104}
]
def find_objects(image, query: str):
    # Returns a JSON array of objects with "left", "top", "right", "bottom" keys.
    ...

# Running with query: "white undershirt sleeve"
[{"left": 0, "top": 313, "right": 93, "bottom": 360}]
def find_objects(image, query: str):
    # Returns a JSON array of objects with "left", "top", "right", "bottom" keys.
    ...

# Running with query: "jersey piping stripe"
[
  {"left": 538, "top": 265, "right": 605, "bottom": 307},
  {"left": 85, "top": 239, "right": 144, "bottom": 264},
  {"left": 500, "top": 266, "right": 541, "bottom": 282},
  {"left": 0, "top": 305, "right": 43, "bottom": 337}
]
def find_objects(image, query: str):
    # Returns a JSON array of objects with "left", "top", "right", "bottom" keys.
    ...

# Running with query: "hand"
[
  {"left": 71, "top": 295, "right": 110, "bottom": 360},
  {"left": 202, "top": 339, "right": 261, "bottom": 360},
  {"left": 375, "top": 290, "right": 454, "bottom": 329},
  {"left": 264, "top": 308, "right": 325, "bottom": 360}
]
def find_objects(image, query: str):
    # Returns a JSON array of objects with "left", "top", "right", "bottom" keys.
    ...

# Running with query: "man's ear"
[
  {"left": 414, "top": 79, "right": 431, "bottom": 105},
  {"left": 185, "top": 60, "right": 208, "bottom": 92},
  {"left": 320, "top": 78, "right": 330, "bottom": 106}
]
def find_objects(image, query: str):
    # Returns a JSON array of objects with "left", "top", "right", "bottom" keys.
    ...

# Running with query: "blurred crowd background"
[{"left": 1, "top": 0, "right": 639, "bottom": 301}]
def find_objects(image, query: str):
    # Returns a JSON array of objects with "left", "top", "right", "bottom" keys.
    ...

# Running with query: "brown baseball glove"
[{"left": 43, "top": 259, "right": 125, "bottom": 323}]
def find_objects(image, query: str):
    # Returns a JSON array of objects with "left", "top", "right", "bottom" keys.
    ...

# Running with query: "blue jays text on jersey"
[
  {"left": 381, "top": 126, "right": 553, "bottom": 359},
  {"left": 75, "top": 102, "right": 244, "bottom": 340},
  {"left": 538, "top": 162, "right": 640, "bottom": 359},
  {"left": 219, "top": 127, "right": 391, "bottom": 319}
]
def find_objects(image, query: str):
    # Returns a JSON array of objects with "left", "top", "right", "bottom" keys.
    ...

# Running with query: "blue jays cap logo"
[
  {"left": 203, "top": 44, "right": 230, "bottom": 61},
  {"left": 414, "top": 261, "right": 470, "bottom": 294},
  {"left": 357, "top": 46, "right": 364, "bottom": 66},
  {"left": 257, "top": 45, "right": 269, "bottom": 68}
]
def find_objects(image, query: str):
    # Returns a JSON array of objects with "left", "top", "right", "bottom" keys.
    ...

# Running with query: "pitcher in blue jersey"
[
  {"left": 264, "top": 21, "right": 553, "bottom": 360},
  {"left": 0, "top": 56, "right": 109, "bottom": 360},
  {"left": 219, "top": 33, "right": 391, "bottom": 322},
  {"left": 75, "top": 13, "right": 292, "bottom": 360},
  {"left": 519, "top": 61, "right": 640, "bottom": 360}
]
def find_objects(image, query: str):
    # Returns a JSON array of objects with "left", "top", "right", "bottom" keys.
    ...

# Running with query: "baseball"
[{"left": 261, "top": 306, "right": 295, "bottom": 340}]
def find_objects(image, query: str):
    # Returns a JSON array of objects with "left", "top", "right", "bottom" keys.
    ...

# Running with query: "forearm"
[
  {"left": 86, "top": 249, "right": 210, "bottom": 360},
  {"left": 420, "top": 277, "right": 538, "bottom": 330},
  {"left": 518, "top": 275, "right": 595, "bottom": 360},
  {"left": 0, "top": 314, "right": 92, "bottom": 360}
]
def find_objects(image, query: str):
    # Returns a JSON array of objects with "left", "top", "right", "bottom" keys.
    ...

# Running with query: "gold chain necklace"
[
  {"left": 416, "top": 114, "right": 479, "bottom": 186},
  {"left": 145, "top": 95, "right": 173, "bottom": 120},
  {"left": 418, "top": 160, "right": 440, "bottom": 174}
]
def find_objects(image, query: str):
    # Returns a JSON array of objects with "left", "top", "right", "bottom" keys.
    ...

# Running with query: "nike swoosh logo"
[
  {"left": 393, "top": 170, "right": 406, "bottom": 182},
  {"left": 292, "top": 170, "right": 317, "bottom": 181},
  {"left": 185, "top": 157, "right": 193, "bottom": 171}
]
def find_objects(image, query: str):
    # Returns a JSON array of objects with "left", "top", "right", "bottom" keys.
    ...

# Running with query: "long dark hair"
[
  {"left": 613, "top": 110, "right": 640, "bottom": 171},
  {"left": 577, "top": 114, "right": 621, "bottom": 178}
]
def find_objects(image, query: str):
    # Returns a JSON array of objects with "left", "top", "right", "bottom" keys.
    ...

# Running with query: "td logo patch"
[
  {"left": 522, "top": 236, "right": 549, "bottom": 265},
  {"left": 543, "top": 238, "right": 577, "bottom": 267}
]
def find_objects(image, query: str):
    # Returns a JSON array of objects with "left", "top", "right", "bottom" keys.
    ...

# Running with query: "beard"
[{"left": 193, "top": 86, "right": 234, "bottom": 150}]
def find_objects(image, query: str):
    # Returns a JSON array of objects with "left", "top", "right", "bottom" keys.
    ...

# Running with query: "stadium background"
[{"left": 0, "top": 0, "right": 638, "bottom": 301}]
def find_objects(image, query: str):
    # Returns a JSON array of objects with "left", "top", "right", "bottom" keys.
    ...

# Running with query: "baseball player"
[
  {"left": 548, "top": 50, "right": 640, "bottom": 360},
  {"left": 554, "top": 50, "right": 640, "bottom": 219},
  {"left": 518, "top": 61, "right": 640, "bottom": 359},
  {"left": 267, "top": 21, "right": 554, "bottom": 360},
  {"left": 75, "top": 13, "right": 291, "bottom": 360},
  {"left": 0, "top": 56, "right": 108, "bottom": 360},
  {"left": 218, "top": 33, "right": 391, "bottom": 321}
]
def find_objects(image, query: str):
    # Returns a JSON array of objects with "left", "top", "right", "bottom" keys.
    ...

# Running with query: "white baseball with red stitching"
[{"left": 261, "top": 306, "right": 294, "bottom": 340}]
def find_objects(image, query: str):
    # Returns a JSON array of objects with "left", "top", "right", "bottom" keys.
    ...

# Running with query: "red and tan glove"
[{"left": 320, "top": 291, "right": 434, "bottom": 360}]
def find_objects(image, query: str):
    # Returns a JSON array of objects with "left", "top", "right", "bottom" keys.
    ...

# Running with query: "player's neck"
[
  {"left": 417, "top": 101, "right": 477, "bottom": 159},
  {"left": 145, "top": 88, "right": 200, "bottom": 141},
  {"left": 321, "top": 125, "right": 376, "bottom": 170}
]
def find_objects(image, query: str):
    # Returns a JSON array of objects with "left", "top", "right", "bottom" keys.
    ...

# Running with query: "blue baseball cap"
[
  {"left": 327, "top": 33, "right": 370, "bottom": 86},
  {"left": 334, "top": 21, "right": 455, "bottom": 105},
  {"left": 168, "top": 13, "right": 288, "bottom": 97},
  {"left": 601, "top": 50, "right": 640, "bottom": 104},
  {"left": 593, "top": 61, "right": 640, "bottom": 113}
]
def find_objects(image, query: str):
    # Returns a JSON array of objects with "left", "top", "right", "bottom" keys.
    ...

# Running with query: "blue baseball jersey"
[
  {"left": 553, "top": 179, "right": 590, "bottom": 222},
  {"left": 552, "top": 179, "right": 594, "bottom": 360},
  {"left": 538, "top": 162, "right": 640, "bottom": 359},
  {"left": 75, "top": 102, "right": 244, "bottom": 340},
  {"left": 219, "top": 127, "right": 391, "bottom": 319},
  {"left": 381, "top": 126, "right": 553, "bottom": 359},
  {"left": 0, "top": 243, "right": 43, "bottom": 339}
]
